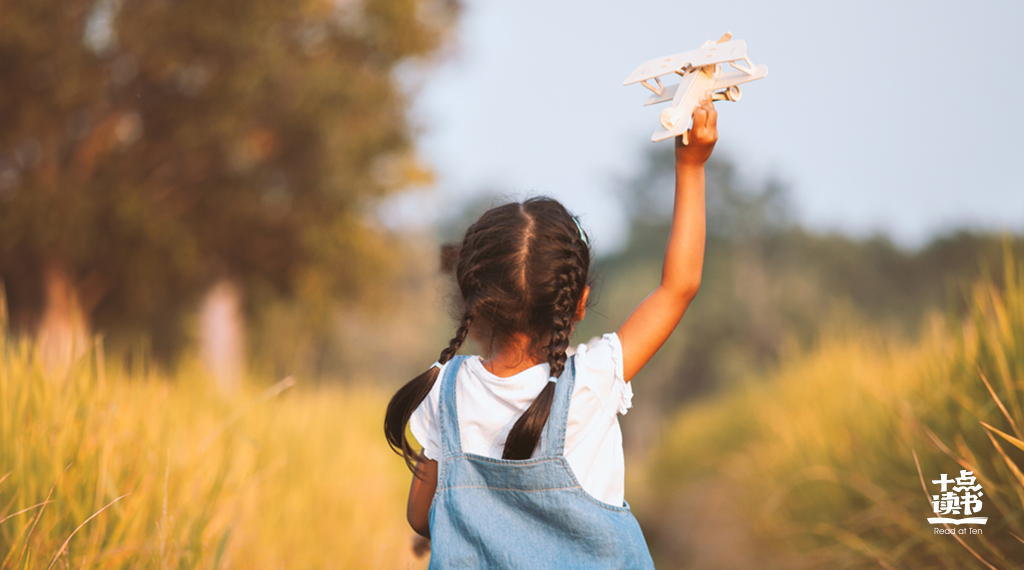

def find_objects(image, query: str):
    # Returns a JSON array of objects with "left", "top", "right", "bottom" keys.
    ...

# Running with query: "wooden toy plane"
[{"left": 624, "top": 32, "right": 768, "bottom": 143}]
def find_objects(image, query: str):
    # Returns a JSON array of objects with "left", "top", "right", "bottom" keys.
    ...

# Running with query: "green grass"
[
  {"left": 643, "top": 248, "right": 1024, "bottom": 568},
  {"left": 0, "top": 333, "right": 424, "bottom": 568}
]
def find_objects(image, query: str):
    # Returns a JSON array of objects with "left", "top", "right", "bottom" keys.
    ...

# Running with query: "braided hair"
[{"left": 384, "top": 197, "right": 592, "bottom": 471}]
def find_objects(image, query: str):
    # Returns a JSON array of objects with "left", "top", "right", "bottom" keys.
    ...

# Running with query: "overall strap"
[
  {"left": 541, "top": 354, "right": 576, "bottom": 458},
  {"left": 439, "top": 355, "right": 470, "bottom": 457}
]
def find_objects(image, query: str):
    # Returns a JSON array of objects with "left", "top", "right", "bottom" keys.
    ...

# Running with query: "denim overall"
[{"left": 428, "top": 355, "right": 656, "bottom": 569}]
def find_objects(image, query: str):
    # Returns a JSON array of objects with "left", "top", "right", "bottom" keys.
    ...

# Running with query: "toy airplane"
[{"left": 624, "top": 32, "right": 767, "bottom": 143}]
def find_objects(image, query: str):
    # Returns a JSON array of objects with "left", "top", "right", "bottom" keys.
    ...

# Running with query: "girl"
[{"left": 385, "top": 93, "right": 718, "bottom": 568}]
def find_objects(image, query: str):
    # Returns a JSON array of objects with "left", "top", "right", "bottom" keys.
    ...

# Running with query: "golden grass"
[
  {"left": 645, "top": 248, "right": 1024, "bottom": 568},
  {"left": 5, "top": 249, "right": 1023, "bottom": 568},
  {"left": 0, "top": 335, "right": 425, "bottom": 569}
]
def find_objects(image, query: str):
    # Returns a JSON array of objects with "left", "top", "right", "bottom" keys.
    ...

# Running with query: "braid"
[
  {"left": 503, "top": 235, "right": 587, "bottom": 460},
  {"left": 547, "top": 241, "right": 586, "bottom": 377},
  {"left": 456, "top": 228, "right": 488, "bottom": 301},
  {"left": 384, "top": 309, "right": 474, "bottom": 474},
  {"left": 440, "top": 312, "right": 473, "bottom": 364}
]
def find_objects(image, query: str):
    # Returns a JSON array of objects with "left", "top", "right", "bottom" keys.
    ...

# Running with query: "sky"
[{"left": 390, "top": 0, "right": 1024, "bottom": 252}]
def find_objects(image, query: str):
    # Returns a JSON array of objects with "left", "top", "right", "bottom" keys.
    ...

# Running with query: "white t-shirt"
[{"left": 409, "top": 332, "right": 633, "bottom": 507}]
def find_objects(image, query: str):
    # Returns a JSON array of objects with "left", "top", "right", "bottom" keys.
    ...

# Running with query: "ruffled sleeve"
[
  {"left": 573, "top": 332, "right": 633, "bottom": 416},
  {"left": 408, "top": 369, "right": 443, "bottom": 461}
]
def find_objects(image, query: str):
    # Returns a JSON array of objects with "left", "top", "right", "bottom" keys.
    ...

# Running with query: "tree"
[
  {"left": 584, "top": 145, "right": 1023, "bottom": 451},
  {"left": 0, "top": 0, "right": 457, "bottom": 378}
]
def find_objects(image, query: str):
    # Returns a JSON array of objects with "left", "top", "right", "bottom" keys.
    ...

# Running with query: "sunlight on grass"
[
  {"left": 0, "top": 329, "right": 423, "bottom": 569},
  {"left": 645, "top": 248, "right": 1024, "bottom": 569}
]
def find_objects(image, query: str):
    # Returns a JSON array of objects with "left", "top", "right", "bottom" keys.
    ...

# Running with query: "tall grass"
[
  {"left": 644, "top": 249, "right": 1024, "bottom": 568},
  {"left": 0, "top": 323, "right": 423, "bottom": 568}
]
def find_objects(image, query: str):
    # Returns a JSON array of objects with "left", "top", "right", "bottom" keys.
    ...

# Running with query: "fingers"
[
  {"left": 692, "top": 102, "right": 707, "bottom": 130},
  {"left": 690, "top": 91, "right": 717, "bottom": 144},
  {"left": 704, "top": 91, "right": 717, "bottom": 130},
  {"left": 676, "top": 92, "right": 718, "bottom": 164}
]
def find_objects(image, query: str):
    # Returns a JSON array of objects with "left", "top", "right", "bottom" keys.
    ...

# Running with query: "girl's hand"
[{"left": 676, "top": 91, "right": 718, "bottom": 167}]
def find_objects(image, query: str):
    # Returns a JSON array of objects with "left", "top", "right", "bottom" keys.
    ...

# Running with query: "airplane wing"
[
  {"left": 623, "top": 40, "right": 748, "bottom": 86},
  {"left": 643, "top": 64, "right": 768, "bottom": 106},
  {"left": 712, "top": 64, "right": 769, "bottom": 89},
  {"left": 652, "top": 120, "right": 690, "bottom": 143}
]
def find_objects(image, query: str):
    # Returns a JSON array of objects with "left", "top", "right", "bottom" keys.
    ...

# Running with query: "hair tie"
[
  {"left": 548, "top": 376, "right": 557, "bottom": 383},
  {"left": 572, "top": 216, "right": 589, "bottom": 247},
  {"left": 431, "top": 361, "right": 443, "bottom": 370}
]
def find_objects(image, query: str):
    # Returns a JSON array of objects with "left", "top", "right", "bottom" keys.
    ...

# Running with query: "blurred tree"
[
  {"left": 0, "top": 0, "right": 457, "bottom": 380},
  {"left": 579, "top": 145, "right": 1024, "bottom": 449}
]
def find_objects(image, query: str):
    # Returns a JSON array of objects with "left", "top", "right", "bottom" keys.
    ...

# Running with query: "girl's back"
[
  {"left": 410, "top": 333, "right": 632, "bottom": 507},
  {"left": 427, "top": 354, "right": 654, "bottom": 569}
]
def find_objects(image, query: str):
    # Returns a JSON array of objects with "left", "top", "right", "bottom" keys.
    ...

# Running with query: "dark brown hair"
[{"left": 384, "top": 197, "right": 591, "bottom": 471}]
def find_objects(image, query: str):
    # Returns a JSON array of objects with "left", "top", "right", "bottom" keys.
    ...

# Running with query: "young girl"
[{"left": 385, "top": 93, "right": 718, "bottom": 568}]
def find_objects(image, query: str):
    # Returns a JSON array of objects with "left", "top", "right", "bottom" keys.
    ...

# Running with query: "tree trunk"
[
  {"left": 199, "top": 279, "right": 245, "bottom": 395},
  {"left": 37, "top": 261, "right": 90, "bottom": 375}
]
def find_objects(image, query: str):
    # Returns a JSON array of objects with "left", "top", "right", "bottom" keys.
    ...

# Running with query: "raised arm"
[{"left": 616, "top": 92, "right": 717, "bottom": 382}]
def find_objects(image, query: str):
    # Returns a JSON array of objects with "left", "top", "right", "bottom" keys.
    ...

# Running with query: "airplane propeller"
[{"left": 713, "top": 85, "right": 742, "bottom": 102}]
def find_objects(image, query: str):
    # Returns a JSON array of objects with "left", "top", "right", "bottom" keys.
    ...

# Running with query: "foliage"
[
  {"left": 0, "top": 329, "right": 424, "bottom": 568},
  {"left": 641, "top": 248, "right": 1024, "bottom": 568},
  {"left": 582, "top": 146, "right": 1024, "bottom": 417},
  {"left": 0, "top": 0, "right": 457, "bottom": 360}
]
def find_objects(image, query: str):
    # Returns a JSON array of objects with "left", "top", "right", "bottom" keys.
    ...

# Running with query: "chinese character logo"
[{"left": 928, "top": 470, "right": 987, "bottom": 525}]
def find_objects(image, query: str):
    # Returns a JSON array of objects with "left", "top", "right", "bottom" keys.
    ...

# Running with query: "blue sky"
[{"left": 393, "top": 0, "right": 1024, "bottom": 252}]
